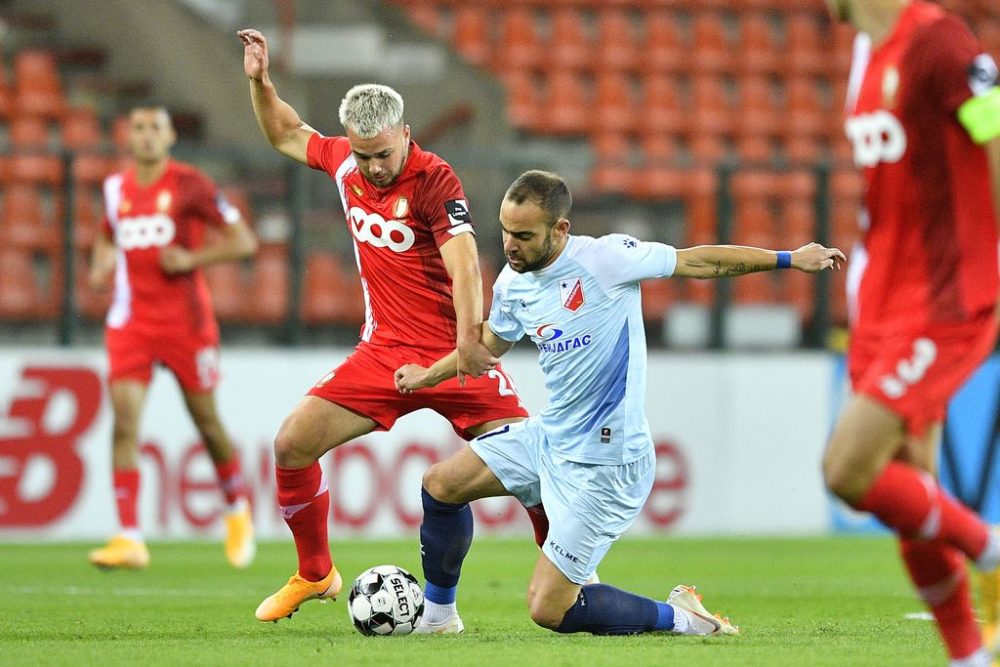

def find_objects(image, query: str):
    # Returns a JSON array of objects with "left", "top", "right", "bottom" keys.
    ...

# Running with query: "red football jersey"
[
  {"left": 307, "top": 134, "right": 474, "bottom": 349},
  {"left": 102, "top": 160, "right": 240, "bottom": 336},
  {"left": 844, "top": 1, "right": 998, "bottom": 336}
]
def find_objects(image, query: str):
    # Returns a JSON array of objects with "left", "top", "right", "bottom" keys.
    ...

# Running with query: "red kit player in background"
[
  {"left": 823, "top": 2, "right": 1000, "bottom": 665},
  {"left": 87, "top": 104, "right": 259, "bottom": 570},
  {"left": 238, "top": 29, "right": 545, "bottom": 628}
]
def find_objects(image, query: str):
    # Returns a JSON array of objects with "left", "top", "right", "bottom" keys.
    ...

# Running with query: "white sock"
[
  {"left": 226, "top": 497, "right": 249, "bottom": 514},
  {"left": 950, "top": 647, "right": 993, "bottom": 667},
  {"left": 670, "top": 605, "right": 691, "bottom": 635},
  {"left": 976, "top": 531, "right": 1000, "bottom": 571},
  {"left": 423, "top": 600, "right": 457, "bottom": 625},
  {"left": 120, "top": 529, "right": 144, "bottom": 543}
]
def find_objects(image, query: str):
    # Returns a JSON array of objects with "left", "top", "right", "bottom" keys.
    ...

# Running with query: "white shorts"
[{"left": 470, "top": 417, "right": 655, "bottom": 584}]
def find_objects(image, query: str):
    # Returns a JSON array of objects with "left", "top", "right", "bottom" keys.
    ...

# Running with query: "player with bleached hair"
[
  {"left": 237, "top": 29, "right": 550, "bottom": 625},
  {"left": 396, "top": 170, "right": 845, "bottom": 636}
]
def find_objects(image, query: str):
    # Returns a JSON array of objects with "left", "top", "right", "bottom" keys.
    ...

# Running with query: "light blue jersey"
[{"left": 488, "top": 234, "right": 677, "bottom": 465}]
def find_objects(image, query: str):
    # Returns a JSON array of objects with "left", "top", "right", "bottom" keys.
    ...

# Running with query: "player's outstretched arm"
[
  {"left": 237, "top": 29, "right": 315, "bottom": 165},
  {"left": 440, "top": 233, "right": 498, "bottom": 383},
  {"left": 673, "top": 242, "right": 845, "bottom": 279},
  {"left": 395, "top": 325, "right": 514, "bottom": 394}
]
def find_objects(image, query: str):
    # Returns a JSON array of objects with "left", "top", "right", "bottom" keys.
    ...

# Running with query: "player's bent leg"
[
  {"left": 90, "top": 381, "right": 149, "bottom": 570},
  {"left": 823, "top": 394, "right": 906, "bottom": 505},
  {"left": 416, "top": 447, "right": 509, "bottom": 634},
  {"left": 259, "top": 397, "right": 376, "bottom": 622},
  {"left": 182, "top": 389, "right": 255, "bottom": 568}
]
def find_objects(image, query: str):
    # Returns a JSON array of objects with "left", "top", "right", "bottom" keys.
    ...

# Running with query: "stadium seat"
[
  {"left": 0, "top": 56, "right": 12, "bottom": 119},
  {"left": 302, "top": 251, "right": 364, "bottom": 325},
  {"left": 71, "top": 154, "right": 114, "bottom": 185},
  {"left": 451, "top": 6, "right": 491, "bottom": 68},
  {"left": 0, "top": 249, "right": 43, "bottom": 319},
  {"left": 403, "top": 3, "right": 443, "bottom": 38},
  {"left": 737, "top": 13, "right": 782, "bottom": 75},
  {"left": 594, "top": 73, "right": 637, "bottom": 133},
  {"left": 589, "top": 163, "right": 633, "bottom": 195},
  {"left": 785, "top": 13, "right": 828, "bottom": 76},
  {"left": 596, "top": 9, "right": 637, "bottom": 71},
  {"left": 247, "top": 245, "right": 288, "bottom": 324},
  {"left": 60, "top": 107, "right": 104, "bottom": 150},
  {"left": 734, "top": 77, "right": 781, "bottom": 141},
  {"left": 495, "top": 8, "right": 544, "bottom": 72},
  {"left": 689, "top": 75, "right": 733, "bottom": 138},
  {"left": 8, "top": 153, "right": 64, "bottom": 186},
  {"left": 591, "top": 130, "right": 632, "bottom": 166},
  {"left": 0, "top": 184, "right": 61, "bottom": 250},
  {"left": 71, "top": 188, "right": 102, "bottom": 249},
  {"left": 641, "top": 279, "right": 673, "bottom": 323},
  {"left": 691, "top": 12, "right": 734, "bottom": 73},
  {"left": 13, "top": 49, "right": 65, "bottom": 118},
  {"left": 537, "top": 71, "right": 590, "bottom": 135},
  {"left": 829, "top": 22, "right": 856, "bottom": 77},
  {"left": 10, "top": 115, "right": 52, "bottom": 148},
  {"left": 501, "top": 70, "right": 540, "bottom": 130},
  {"left": 640, "top": 133, "right": 679, "bottom": 167},
  {"left": 203, "top": 261, "right": 246, "bottom": 322},
  {"left": 639, "top": 11, "right": 687, "bottom": 74},
  {"left": 785, "top": 77, "right": 828, "bottom": 140},
  {"left": 637, "top": 73, "right": 687, "bottom": 136},
  {"left": 549, "top": 8, "right": 591, "bottom": 70}
]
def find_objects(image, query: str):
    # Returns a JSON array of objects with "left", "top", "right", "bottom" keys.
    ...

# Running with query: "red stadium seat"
[
  {"left": 0, "top": 249, "right": 43, "bottom": 319},
  {"left": 496, "top": 9, "right": 544, "bottom": 72},
  {"left": 501, "top": 70, "right": 541, "bottom": 130},
  {"left": 403, "top": 3, "right": 443, "bottom": 37},
  {"left": 591, "top": 130, "right": 632, "bottom": 166},
  {"left": 596, "top": 9, "right": 637, "bottom": 71},
  {"left": 247, "top": 246, "right": 288, "bottom": 324},
  {"left": 785, "top": 77, "right": 828, "bottom": 140},
  {"left": 689, "top": 75, "right": 732, "bottom": 137},
  {"left": 10, "top": 115, "right": 51, "bottom": 148},
  {"left": 691, "top": 12, "right": 734, "bottom": 73},
  {"left": 537, "top": 71, "right": 590, "bottom": 135},
  {"left": 302, "top": 252, "right": 364, "bottom": 325},
  {"left": 638, "top": 73, "right": 687, "bottom": 136},
  {"left": 549, "top": 8, "right": 591, "bottom": 70},
  {"left": 593, "top": 73, "right": 637, "bottom": 133},
  {"left": 0, "top": 184, "right": 61, "bottom": 250},
  {"left": 737, "top": 13, "right": 782, "bottom": 75},
  {"left": 13, "top": 49, "right": 65, "bottom": 118},
  {"left": 71, "top": 154, "right": 114, "bottom": 185},
  {"left": 71, "top": 188, "right": 103, "bottom": 249},
  {"left": 785, "top": 13, "right": 828, "bottom": 76},
  {"left": 639, "top": 12, "right": 687, "bottom": 74},
  {"left": 203, "top": 261, "right": 246, "bottom": 322},
  {"left": 451, "top": 6, "right": 491, "bottom": 68},
  {"left": 735, "top": 77, "right": 781, "bottom": 140},
  {"left": 8, "top": 153, "right": 64, "bottom": 186},
  {"left": 0, "top": 56, "right": 12, "bottom": 119},
  {"left": 640, "top": 279, "right": 673, "bottom": 323},
  {"left": 639, "top": 133, "right": 679, "bottom": 167},
  {"left": 60, "top": 107, "right": 104, "bottom": 150}
]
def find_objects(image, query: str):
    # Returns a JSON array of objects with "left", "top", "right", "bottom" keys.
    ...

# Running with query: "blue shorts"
[{"left": 470, "top": 418, "right": 655, "bottom": 584}]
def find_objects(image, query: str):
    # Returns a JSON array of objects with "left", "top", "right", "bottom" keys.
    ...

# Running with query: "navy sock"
[
  {"left": 420, "top": 487, "right": 473, "bottom": 604},
  {"left": 556, "top": 584, "right": 674, "bottom": 635}
]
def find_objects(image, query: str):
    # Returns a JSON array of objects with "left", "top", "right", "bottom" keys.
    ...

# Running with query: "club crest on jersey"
[
  {"left": 393, "top": 196, "right": 409, "bottom": 219},
  {"left": 156, "top": 190, "right": 172, "bottom": 212},
  {"left": 559, "top": 277, "right": 585, "bottom": 312},
  {"left": 350, "top": 183, "right": 364, "bottom": 197},
  {"left": 882, "top": 66, "right": 899, "bottom": 109},
  {"left": 120, "top": 199, "right": 132, "bottom": 215}
]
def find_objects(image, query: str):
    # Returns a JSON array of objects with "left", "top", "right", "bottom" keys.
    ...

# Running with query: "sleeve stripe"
[
  {"left": 958, "top": 87, "right": 1000, "bottom": 144},
  {"left": 446, "top": 223, "right": 474, "bottom": 236}
]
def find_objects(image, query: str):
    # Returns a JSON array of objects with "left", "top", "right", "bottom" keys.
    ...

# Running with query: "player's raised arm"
[
  {"left": 395, "top": 324, "right": 513, "bottom": 394},
  {"left": 237, "top": 29, "right": 315, "bottom": 164},
  {"left": 673, "top": 242, "right": 844, "bottom": 279}
]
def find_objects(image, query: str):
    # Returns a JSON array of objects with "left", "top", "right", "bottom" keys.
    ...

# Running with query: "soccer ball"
[{"left": 347, "top": 564, "right": 424, "bottom": 636}]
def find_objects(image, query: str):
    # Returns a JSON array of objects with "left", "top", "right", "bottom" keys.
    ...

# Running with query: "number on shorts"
[
  {"left": 879, "top": 337, "right": 937, "bottom": 399},
  {"left": 488, "top": 368, "right": 518, "bottom": 397}
]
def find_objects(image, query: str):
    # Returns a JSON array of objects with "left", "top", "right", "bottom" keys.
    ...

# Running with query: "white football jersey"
[{"left": 489, "top": 234, "right": 677, "bottom": 465}]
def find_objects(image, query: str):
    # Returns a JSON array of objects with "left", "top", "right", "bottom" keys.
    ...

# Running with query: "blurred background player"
[
  {"left": 87, "top": 104, "right": 259, "bottom": 570},
  {"left": 395, "top": 170, "right": 844, "bottom": 635},
  {"left": 237, "top": 29, "right": 549, "bottom": 623},
  {"left": 821, "top": 1, "right": 1000, "bottom": 665}
]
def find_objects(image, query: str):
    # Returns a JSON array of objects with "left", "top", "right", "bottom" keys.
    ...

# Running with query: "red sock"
[
  {"left": 113, "top": 468, "right": 140, "bottom": 531},
  {"left": 900, "top": 539, "right": 982, "bottom": 660},
  {"left": 525, "top": 503, "right": 549, "bottom": 548},
  {"left": 276, "top": 462, "right": 332, "bottom": 581},
  {"left": 856, "top": 461, "right": 988, "bottom": 559},
  {"left": 214, "top": 456, "right": 247, "bottom": 506}
]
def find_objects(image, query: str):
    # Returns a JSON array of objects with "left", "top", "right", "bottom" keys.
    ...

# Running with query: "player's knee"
[
  {"left": 273, "top": 417, "right": 316, "bottom": 468},
  {"left": 422, "top": 463, "right": 461, "bottom": 504},
  {"left": 822, "top": 451, "right": 863, "bottom": 504},
  {"left": 527, "top": 597, "right": 565, "bottom": 631}
]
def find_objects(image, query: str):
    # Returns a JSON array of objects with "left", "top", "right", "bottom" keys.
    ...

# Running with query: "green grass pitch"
[{"left": 0, "top": 536, "right": 959, "bottom": 665}]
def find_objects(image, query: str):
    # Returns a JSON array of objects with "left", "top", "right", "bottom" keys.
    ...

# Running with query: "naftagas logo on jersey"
[{"left": 534, "top": 322, "right": 592, "bottom": 354}]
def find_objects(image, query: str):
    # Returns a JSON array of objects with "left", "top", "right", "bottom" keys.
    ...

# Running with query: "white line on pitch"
[{"left": 0, "top": 585, "right": 252, "bottom": 598}]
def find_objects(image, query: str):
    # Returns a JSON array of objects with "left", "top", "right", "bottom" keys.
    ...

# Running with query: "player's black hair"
[{"left": 504, "top": 170, "right": 572, "bottom": 226}]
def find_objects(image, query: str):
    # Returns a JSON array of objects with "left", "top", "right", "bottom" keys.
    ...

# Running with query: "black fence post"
[
  {"left": 709, "top": 163, "right": 734, "bottom": 350},
  {"left": 807, "top": 163, "right": 832, "bottom": 349},
  {"left": 58, "top": 152, "right": 77, "bottom": 347},
  {"left": 282, "top": 162, "right": 305, "bottom": 346}
]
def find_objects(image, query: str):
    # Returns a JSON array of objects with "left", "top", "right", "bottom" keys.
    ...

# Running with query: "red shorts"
[
  {"left": 849, "top": 313, "right": 998, "bottom": 436},
  {"left": 307, "top": 343, "right": 528, "bottom": 440},
  {"left": 106, "top": 326, "right": 221, "bottom": 392}
]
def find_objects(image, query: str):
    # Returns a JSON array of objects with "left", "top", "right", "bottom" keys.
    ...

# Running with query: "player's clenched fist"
[
  {"left": 237, "top": 29, "right": 269, "bottom": 81},
  {"left": 394, "top": 364, "right": 431, "bottom": 394}
]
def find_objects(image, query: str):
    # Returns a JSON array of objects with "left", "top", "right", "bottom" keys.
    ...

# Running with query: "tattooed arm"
[{"left": 673, "top": 242, "right": 845, "bottom": 279}]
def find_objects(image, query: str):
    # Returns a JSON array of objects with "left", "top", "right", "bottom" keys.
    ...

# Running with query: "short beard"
[{"left": 512, "top": 235, "right": 556, "bottom": 273}]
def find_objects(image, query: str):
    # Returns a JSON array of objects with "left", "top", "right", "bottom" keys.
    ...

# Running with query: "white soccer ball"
[{"left": 347, "top": 564, "right": 424, "bottom": 636}]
